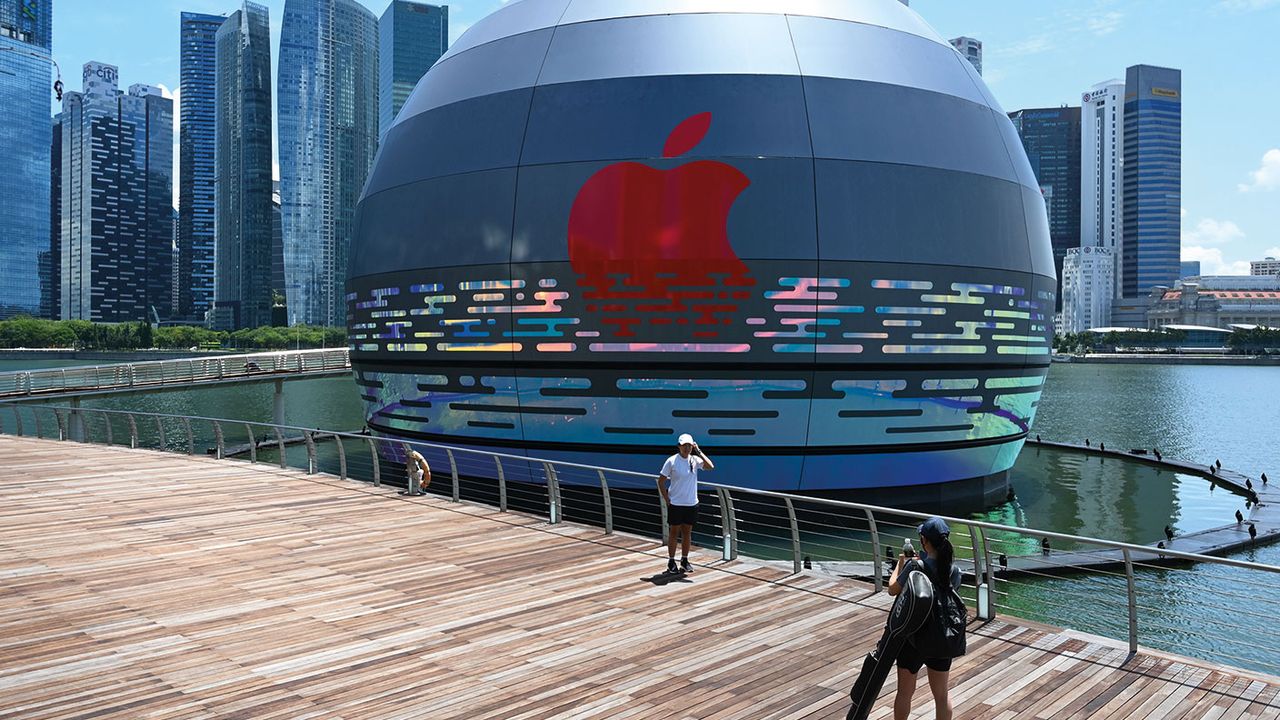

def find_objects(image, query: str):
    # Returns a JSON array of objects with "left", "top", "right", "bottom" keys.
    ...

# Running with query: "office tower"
[
  {"left": 60, "top": 62, "right": 174, "bottom": 322},
  {"left": 212, "top": 2, "right": 274, "bottom": 331},
  {"left": 1061, "top": 247, "right": 1114, "bottom": 334},
  {"left": 1081, "top": 79, "right": 1125, "bottom": 300},
  {"left": 178, "top": 12, "right": 224, "bottom": 321},
  {"left": 950, "top": 37, "right": 982, "bottom": 75},
  {"left": 1180, "top": 261, "right": 1201, "bottom": 279},
  {"left": 0, "top": 0, "right": 53, "bottom": 319},
  {"left": 1122, "top": 65, "right": 1181, "bottom": 298},
  {"left": 272, "top": 181, "right": 284, "bottom": 302},
  {"left": 279, "top": 0, "right": 378, "bottom": 327},
  {"left": 1253, "top": 258, "right": 1280, "bottom": 276},
  {"left": 171, "top": 207, "right": 180, "bottom": 317},
  {"left": 379, "top": 1, "right": 447, "bottom": 137},
  {"left": 1010, "top": 106, "right": 1081, "bottom": 311},
  {"left": 42, "top": 114, "right": 62, "bottom": 319}
]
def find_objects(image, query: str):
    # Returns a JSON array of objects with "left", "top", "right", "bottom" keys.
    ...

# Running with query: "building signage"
[
  {"left": 83, "top": 62, "right": 118, "bottom": 85},
  {"left": 21, "top": 0, "right": 37, "bottom": 21},
  {"left": 1083, "top": 88, "right": 1112, "bottom": 104},
  {"left": 1152, "top": 87, "right": 1180, "bottom": 99}
]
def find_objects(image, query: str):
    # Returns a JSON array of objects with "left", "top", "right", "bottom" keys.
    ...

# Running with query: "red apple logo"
[{"left": 567, "top": 112, "right": 754, "bottom": 338}]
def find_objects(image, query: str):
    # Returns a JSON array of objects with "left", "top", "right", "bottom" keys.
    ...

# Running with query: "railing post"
[
  {"left": 975, "top": 527, "right": 995, "bottom": 620},
  {"left": 723, "top": 489, "right": 739, "bottom": 560},
  {"left": 715, "top": 488, "right": 732, "bottom": 560},
  {"left": 496, "top": 456, "right": 507, "bottom": 512},
  {"left": 183, "top": 417, "right": 194, "bottom": 455},
  {"left": 865, "top": 508, "right": 883, "bottom": 593},
  {"left": 274, "top": 426, "right": 287, "bottom": 469},
  {"left": 212, "top": 421, "right": 224, "bottom": 459},
  {"left": 100, "top": 410, "right": 112, "bottom": 445},
  {"left": 155, "top": 416, "right": 166, "bottom": 451},
  {"left": 335, "top": 436, "right": 347, "bottom": 480},
  {"left": 544, "top": 462, "right": 561, "bottom": 524},
  {"left": 245, "top": 423, "right": 257, "bottom": 463},
  {"left": 127, "top": 413, "right": 138, "bottom": 449},
  {"left": 783, "top": 496, "right": 803, "bottom": 574},
  {"left": 448, "top": 449, "right": 460, "bottom": 502},
  {"left": 598, "top": 470, "right": 613, "bottom": 535},
  {"left": 368, "top": 437, "right": 381, "bottom": 487},
  {"left": 400, "top": 443, "right": 419, "bottom": 495},
  {"left": 304, "top": 431, "right": 316, "bottom": 474},
  {"left": 54, "top": 409, "right": 66, "bottom": 441},
  {"left": 1122, "top": 548, "right": 1138, "bottom": 656}
]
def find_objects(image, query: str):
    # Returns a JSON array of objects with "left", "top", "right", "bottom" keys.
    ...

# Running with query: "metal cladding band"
[{"left": 347, "top": 0, "right": 1055, "bottom": 496}]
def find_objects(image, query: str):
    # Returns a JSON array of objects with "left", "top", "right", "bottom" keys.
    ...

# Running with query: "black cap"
[{"left": 917, "top": 516, "right": 951, "bottom": 542}]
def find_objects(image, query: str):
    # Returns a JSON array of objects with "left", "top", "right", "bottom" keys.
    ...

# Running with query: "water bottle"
[{"left": 903, "top": 538, "right": 915, "bottom": 559}]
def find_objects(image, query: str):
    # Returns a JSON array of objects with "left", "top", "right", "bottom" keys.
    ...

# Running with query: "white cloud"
[
  {"left": 1182, "top": 247, "right": 1252, "bottom": 276},
  {"left": 1264, "top": 247, "right": 1280, "bottom": 259},
  {"left": 988, "top": 35, "right": 1054, "bottom": 59},
  {"left": 1182, "top": 218, "right": 1245, "bottom": 246},
  {"left": 1088, "top": 11, "right": 1124, "bottom": 35},
  {"left": 1238, "top": 149, "right": 1280, "bottom": 192}
]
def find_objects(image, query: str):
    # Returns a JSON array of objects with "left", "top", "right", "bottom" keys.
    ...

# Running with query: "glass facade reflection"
[
  {"left": 279, "top": 0, "right": 379, "bottom": 328},
  {"left": 1010, "top": 107, "right": 1081, "bottom": 312},
  {"left": 378, "top": 1, "right": 448, "bottom": 138},
  {"left": 212, "top": 2, "right": 273, "bottom": 330},
  {"left": 0, "top": 0, "right": 52, "bottom": 319},
  {"left": 178, "top": 12, "right": 224, "bottom": 321},
  {"left": 60, "top": 63, "right": 173, "bottom": 322},
  {"left": 1123, "top": 64, "right": 1181, "bottom": 299}
]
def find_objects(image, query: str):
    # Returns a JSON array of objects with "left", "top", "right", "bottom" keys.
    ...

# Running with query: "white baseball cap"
[{"left": 678, "top": 433, "right": 695, "bottom": 446}]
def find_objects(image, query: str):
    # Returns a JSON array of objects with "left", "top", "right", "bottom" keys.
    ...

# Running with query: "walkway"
[
  {"left": 2, "top": 437, "right": 1279, "bottom": 719},
  {"left": 0, "top": 348, "right": 350, "bottom": 401}
]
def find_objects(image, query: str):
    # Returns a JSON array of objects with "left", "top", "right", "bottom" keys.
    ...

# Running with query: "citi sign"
[{"left": 82, "top": 63, "right": 118, "bottom": 85}]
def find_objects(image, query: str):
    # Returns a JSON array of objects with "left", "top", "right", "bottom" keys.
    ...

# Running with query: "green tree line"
[{"left": 0, "top": 316, "right": 345, "bottom": 351}]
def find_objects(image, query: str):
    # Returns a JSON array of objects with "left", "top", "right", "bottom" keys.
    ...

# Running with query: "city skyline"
[{"left": 23, "top": 0, "right": 1280, "bottom": 287}]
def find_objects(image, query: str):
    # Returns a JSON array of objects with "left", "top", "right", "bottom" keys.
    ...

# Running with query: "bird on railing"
[
  {"left": 1237, "top": 509, "right": 1245, "bottom": 525},
  {"left": 1154, "top": 449, "right": 1163, "bottom": 462},
  {"left": 1100, "top": 442, "right": 1106, "bottom": 452},
  {"left": 1246, "top": 479, "right": 1254, "bottom": 492},
  {"left": 1216, "top": 459, "right": 1222, "bottom": 470},
  {"left": 1085, "top": 439, "right": 1090, "bottom": 447},
  {"left": 998, "top": 553, "right": 1008, "bottom": 570},
  {"left": 1263, "top": 472, "right": 1269, "bottom": 486},
  {"left": 1249, "top": 523, "right": 1258, "bottom": 544},
  {"left": 1164, "top": 525, "right": 1174, "bottom": 544},
  {"left": 1040, "top": 537, "right": 1051, "bottom": 555}
]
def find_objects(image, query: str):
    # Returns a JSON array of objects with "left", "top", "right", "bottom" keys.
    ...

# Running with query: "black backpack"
[{"left": 906, "top": 566, "right": 967, "bottom": 659}]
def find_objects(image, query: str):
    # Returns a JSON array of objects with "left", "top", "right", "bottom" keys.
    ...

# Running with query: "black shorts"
[
  {"left": 896, "top": 642, "right": 952, "bottom": 674},
  {"left": 667, "top": 503, "right": 699, "bottom": 527}
]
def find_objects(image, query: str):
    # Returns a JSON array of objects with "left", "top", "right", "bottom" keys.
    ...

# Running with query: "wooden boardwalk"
[{"left": 2, "top": 437, "right": 1279, "bottom": 720}]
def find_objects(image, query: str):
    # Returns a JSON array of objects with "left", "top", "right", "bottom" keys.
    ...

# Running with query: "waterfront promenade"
[{"left": 3, "top": 437, "right": 1279, "bottom": 719}]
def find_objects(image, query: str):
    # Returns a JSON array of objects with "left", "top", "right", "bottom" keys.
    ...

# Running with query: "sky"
[{"left": 48, "top": 0, "right": 1280, "bottom": 275}]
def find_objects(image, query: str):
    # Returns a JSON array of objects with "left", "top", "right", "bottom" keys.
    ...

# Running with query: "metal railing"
[
  {"left": 0, "top": 349, "right": 351, "bottom": 398},
  {"left": 2, "top": 400, "right": 1278, "bottom": 675}
]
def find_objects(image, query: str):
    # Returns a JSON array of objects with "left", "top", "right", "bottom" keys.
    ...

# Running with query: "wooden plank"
[{"left": 1, "top": 436, "right": 1278, "bottom": 720}]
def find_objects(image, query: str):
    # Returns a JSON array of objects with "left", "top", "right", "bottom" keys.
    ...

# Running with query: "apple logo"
[{"left": 567, "top": 112, "right": 754, "bottom": 338}]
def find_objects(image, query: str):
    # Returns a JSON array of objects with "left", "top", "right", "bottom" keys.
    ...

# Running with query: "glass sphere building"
[{"left": 347, "top": 0, "right": 1055, "bottom": 507}]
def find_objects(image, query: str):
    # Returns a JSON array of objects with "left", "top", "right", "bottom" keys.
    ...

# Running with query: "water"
[{"left": 5, "top": 357, "right": 1280, "bottom": 672}]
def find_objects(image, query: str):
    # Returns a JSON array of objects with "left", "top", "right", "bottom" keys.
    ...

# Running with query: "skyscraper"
[
  {"left": 1122, "top": 65, "right": 1181, "bottom": 298},
  {"left": 0, "top": 0, "right": 53, "bottom": 319},
  {"left": 212, "top": 2, "right": 274, "bottom": 331},
  {"left": 177, "top": 12, "right": 224, "bottom": 321},
  {"left": 60, "top": 62, "right": 174, "bottom": 322},
  {"left": 1009, "top": 106, "right": 1081, "bottom": 311},
  {"left": 1061, "top": 246, "right": 1114, "bottom": 334},
  {"left": 1081, "top": 79, "right": 1125, "bottom": 300},
  {"left": 379, "top": 1, "right": 447, "bottom": 138},
  {"left": 42, "top": 114, "right": 62, "bottom": 319},
  {"left": 950, "top": 37, "right": 982, "bottom": 75},
  {"left": 279, "top": 0, "right": 378, "bottom": 327}
]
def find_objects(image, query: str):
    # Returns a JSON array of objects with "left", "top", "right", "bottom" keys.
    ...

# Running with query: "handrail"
[
  {"left": 0, "top": 349, "right": 350, "bottom": 399},
  {"left": 2, "top": 399, "right": 1278, "bottom": 674}
]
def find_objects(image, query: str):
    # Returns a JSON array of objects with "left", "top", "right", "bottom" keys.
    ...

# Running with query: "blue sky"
[{"left": 50, "top": 0, "right": 1280, "bottom": 273}]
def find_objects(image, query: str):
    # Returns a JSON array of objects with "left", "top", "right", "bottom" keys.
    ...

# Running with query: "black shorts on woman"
[{"left": 667, "top": 503, "right": 699, "bottom": 527}]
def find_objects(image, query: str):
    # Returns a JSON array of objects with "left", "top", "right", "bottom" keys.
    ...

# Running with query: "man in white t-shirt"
[{"left": 658, "top": 433, "right": 715, "bottom": 574}]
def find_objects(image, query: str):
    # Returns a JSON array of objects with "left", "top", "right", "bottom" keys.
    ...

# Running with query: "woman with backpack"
[{"left": 886, "top": 517, "right": 963, "bottom": 720}]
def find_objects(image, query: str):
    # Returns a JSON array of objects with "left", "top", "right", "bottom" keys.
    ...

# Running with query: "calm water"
[{"left": 6, "top": 358, "right": 1279, "bottom": 671}]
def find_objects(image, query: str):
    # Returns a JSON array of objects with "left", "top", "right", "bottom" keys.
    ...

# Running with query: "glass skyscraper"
[
  {"left": 1010, "top": 106, "right": 1081, "bottom": 311},
  {"left": 178, "top": 12, "right": 224, "bottom": 321},
  {"left": 212, "top": 2, "right": 273, "bottom": 331},
  {"left": 1122, "top": 64, "right": 1181, "bottom": 298},
  {"left": 60, "top": 63, "right": 173, "bottom": 322},
  {"left": 279, "top": 0, "right": 378, "bottom": 328},
  {"left": 0, "top": 0, "right": 53, "bottom": 319},
  {"left": 41, "top": 114, "right": 61, "bottom": 319},
  {"left": 378, "top": 1, "right": 447, "bottom": 138}
]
